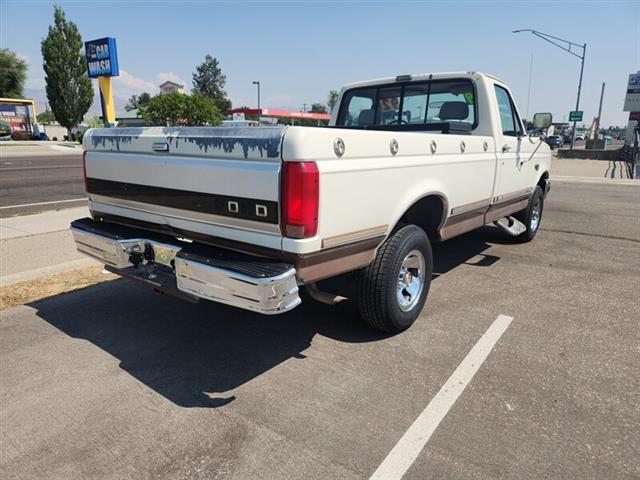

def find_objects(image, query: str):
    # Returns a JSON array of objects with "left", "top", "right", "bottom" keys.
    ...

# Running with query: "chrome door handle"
[
  {"left": 502, "top": 144, "right": 511, "bottom": 153},
  {"left": 152, "top": 142, "right": 169, "bottom": 152}
]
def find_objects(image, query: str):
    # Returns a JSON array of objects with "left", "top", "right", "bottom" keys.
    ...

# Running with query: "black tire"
[
  {"left": 514, "top": 185, "right": 544, "bottom": 243},
  {"left": 356, "top": 225, "right": 433, "bottom": 333}
]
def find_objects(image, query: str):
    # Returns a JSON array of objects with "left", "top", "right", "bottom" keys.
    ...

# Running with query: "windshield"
[{"left": 336, "top": 79, "right": 476, "bottom": 128}]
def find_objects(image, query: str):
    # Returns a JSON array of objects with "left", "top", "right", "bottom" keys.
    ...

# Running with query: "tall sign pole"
[{"left": 85, "top": 37, "right": 120, "bottom": 127}]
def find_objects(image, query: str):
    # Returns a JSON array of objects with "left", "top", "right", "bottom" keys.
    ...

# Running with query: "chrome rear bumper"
[{"left": 70, "top": 218, "right": 301, "bottom": 314}]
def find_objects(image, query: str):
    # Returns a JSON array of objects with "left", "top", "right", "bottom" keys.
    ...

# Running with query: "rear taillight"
[
  {"left": 82, "top": 150, "right": 88, "bottom": 192},
  {"left": 281, "top": 161, "right": 319, "bottom": 239}
]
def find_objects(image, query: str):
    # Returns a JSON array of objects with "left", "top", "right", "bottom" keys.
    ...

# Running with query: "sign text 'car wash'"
[{"left": 85, "top": 37, "right": 119, "bottom": 78}]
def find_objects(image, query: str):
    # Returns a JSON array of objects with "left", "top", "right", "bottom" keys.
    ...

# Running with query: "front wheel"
[
  {"left": 356, "top": 225, "right": 433, "bottom": 333},
  {"left": 514, "top": 185, "right": 544, "bottom": 243}
]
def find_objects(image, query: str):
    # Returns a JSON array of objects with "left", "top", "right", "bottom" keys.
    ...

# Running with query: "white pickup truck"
[{"left": 71, "top": 71, "right": 552, "bottom": 332}]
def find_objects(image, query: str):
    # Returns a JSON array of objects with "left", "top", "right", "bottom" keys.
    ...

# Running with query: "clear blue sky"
[{"left": 2, "top": 0, "right": 638, "bottom": 127}]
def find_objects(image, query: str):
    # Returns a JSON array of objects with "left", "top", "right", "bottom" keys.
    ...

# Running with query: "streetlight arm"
[
  {"left": 513, "top": 28, "right": 587, "bottom": 151},
  {"left": 513, "top": 29, "right": 585, "bottom": 60}
]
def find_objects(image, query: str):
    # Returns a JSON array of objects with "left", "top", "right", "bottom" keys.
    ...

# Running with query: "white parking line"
[{"left": 369, "top": 314, "right": 513, "bottom": 480}]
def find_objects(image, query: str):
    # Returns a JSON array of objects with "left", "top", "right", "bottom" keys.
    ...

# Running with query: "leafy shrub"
[{"left": 137, "top": 92, "right": 223, "bottom": 127}]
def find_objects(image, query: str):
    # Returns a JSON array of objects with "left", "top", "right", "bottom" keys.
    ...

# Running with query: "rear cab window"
[{"left": 337, "top": 79, "right": 477, "bottom": 129}]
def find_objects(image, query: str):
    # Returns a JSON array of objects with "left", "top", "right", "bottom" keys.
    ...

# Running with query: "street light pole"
[
  {"left": 573, "top": 43, "right": 586, "bottom": 149},
  {"left": 252, "top": 81, "right": 260, "bottom": 122},
  {"left": 513, "top": 29, "right": 586, "bottom": 150}
]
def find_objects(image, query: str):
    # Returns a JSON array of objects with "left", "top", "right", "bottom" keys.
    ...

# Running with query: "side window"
[
  {"left": 339, "top": 88, "right": 375, "bottom": 126},
  {"left": 494, "top": 85, "right": 523, "bottom": 137}
]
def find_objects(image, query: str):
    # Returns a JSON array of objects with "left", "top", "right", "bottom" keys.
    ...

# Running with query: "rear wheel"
[
  {"left": 514, "top": 185, "right": 544, "bottom": 243},
  {"left": 356, "top": 225, "right": 432, "bottom": 333}
]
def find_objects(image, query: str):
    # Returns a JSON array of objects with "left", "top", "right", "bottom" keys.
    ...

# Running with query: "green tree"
[
  {"left": 184, "top": 93, "right": 224, "bottom": 125},
  {"left": 41, "top": 6, "right": 93, "bottom": 138},
  {"left": 327, "top": 90, "right": 339, "bottom": 113},
  {"left": 138, "top": 92, "right": 222, "bottom": 126},
  {"left": 37, "top": 110, "right": 55, "bottom": 124},
  {"left": 138, "top": 93, "right": 184, "bottom": 126},
  {"left": 310, "top": 103, "right": 327, "bottom": 114},
  {"left": 0, "top": 49, "right": 27, "bottom": 98},
  {"left": 125, "top": 92, "right": 151, "bottom": 111},
  {"left": 85, "top": 116, "right": 103, "bottom": 128},
  {"left": 192, "top": 54, "right": 231, "bottom": 112}
]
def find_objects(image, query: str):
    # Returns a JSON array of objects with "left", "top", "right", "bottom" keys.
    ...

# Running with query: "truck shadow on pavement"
[{"left": 32, "top": 226, "right": 505, "bottom": 409}]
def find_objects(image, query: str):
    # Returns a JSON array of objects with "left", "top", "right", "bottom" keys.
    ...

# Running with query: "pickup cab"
[{"left": 71, "top": 71, "right": 552, "bottom": 333}]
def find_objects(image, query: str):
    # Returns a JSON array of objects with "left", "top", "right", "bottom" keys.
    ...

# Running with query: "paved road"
[
  {"left": 1, "top": 182, "right": 639, "bottom": 479},
  {"left": 0, "top": 151, "right": 86, "bottom": 217}
]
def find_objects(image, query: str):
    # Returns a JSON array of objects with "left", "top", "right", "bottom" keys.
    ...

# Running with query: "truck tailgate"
[{"left": 83, "top": 126, "right": 286, "bottom": 248}]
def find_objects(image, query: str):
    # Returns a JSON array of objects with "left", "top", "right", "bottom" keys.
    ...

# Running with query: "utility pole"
[
  {"left": 597, "top": 82, "right": 605, "bottom": 127},
  {"left": 589, "top": 82, "right": 605, "bottom": 144},
  {"left": 513, "top": 29, "right": 586, "bottom": 150}
]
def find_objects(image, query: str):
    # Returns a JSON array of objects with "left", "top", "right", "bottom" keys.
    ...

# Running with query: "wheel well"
[
  {"left": 537, "top": 171, "right": 549, "bottom": 190},
  {"left": 397, "top": 195, "right": 446, "bottom": 240}
]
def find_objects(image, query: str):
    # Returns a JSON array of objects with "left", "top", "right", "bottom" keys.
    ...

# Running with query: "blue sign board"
[{"left": 85, "top": 37, "right": 119, "bottom": 78}]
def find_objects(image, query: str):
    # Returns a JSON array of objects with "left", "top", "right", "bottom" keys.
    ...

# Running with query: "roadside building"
[
  {"left": 116, "top": 109, "right": 145, "bottom": 127},
  {"left": 226, "top": 108, "right": 331, "bottom": 126},
  {"left": 159, "top": 81, "right": 184, "bottom": 95},
  {"left": 0, "top": 98, "right": 36, "bottom": 140}
]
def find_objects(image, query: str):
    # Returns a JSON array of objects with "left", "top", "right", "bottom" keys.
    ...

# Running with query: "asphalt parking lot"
[{"left": 1, "top": 181, "right": 639, "bottom": 480}]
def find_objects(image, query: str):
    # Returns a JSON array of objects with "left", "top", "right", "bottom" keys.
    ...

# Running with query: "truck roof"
[{"left": 340, "top": 71, "right": 504, "bottom": 90}]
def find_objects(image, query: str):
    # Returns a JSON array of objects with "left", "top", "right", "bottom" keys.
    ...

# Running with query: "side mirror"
[
  {"left": 532, "top": 112, "right": 552, "bottom": 130},
  {"left": 529, "top": 112, "right": 553, "bottom": 143}
]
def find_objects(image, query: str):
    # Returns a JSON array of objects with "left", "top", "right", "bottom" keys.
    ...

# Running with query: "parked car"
[
  {"left": 0, "top": 120, "right": 11, "bottom": 141},
  {"left": 574, "top": 133, "right": 585, "bottom": 141},
  {"left": 546, "top": 135, "right": 564, "bottom": 149},
  {"left": 71, "top": 72, "right": 552, "bottom": 333}
]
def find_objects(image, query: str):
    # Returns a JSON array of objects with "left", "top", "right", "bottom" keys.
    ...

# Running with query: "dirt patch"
[{"left": 0, "top": 266, "right": 118, "bottom": 309}]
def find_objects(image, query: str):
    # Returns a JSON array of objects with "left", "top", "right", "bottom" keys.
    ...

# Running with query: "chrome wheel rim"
[
  {"left": 397, "top": 249, "right": 426, "bottom": 312},
  {"left": 530, "top": 197, "right": 542, "bottom": 232}
]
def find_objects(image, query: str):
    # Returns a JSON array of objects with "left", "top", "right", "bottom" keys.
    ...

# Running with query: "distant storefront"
[
  {"left": 226, "top": 108, "right": 331, "bottom": 125},
  {"left": 116, "top": 109, "right": 145, "bottom": 127},
  {"left": 0, "top": 98, "right": 36, "bottom": 139},
  {"left": 159, "top": 81, "right": 184, "bottom": 95}
]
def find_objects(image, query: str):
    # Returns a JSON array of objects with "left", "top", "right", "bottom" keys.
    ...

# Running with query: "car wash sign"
[{"left": 85, "top": 37, "right": 119, "bottom": 78}]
